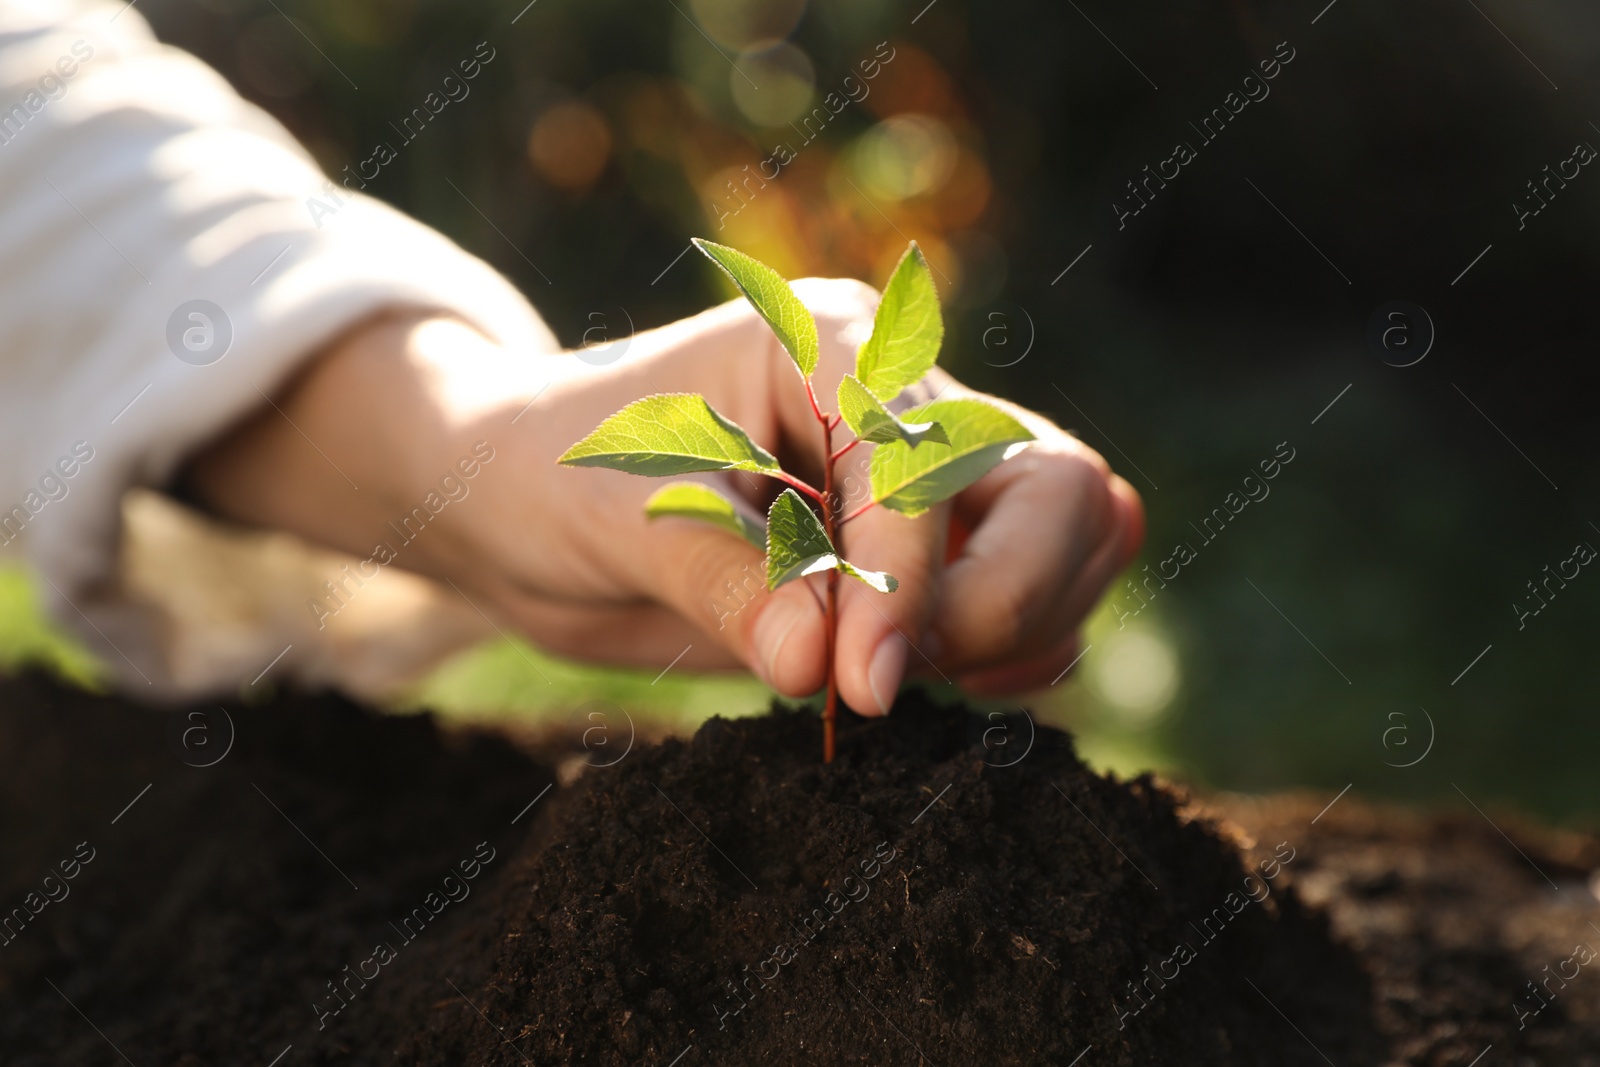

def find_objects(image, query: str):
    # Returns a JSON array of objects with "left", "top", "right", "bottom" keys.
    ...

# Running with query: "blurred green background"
[{"left": 8, "top": 0, "right": 1600, "bottom": 820}]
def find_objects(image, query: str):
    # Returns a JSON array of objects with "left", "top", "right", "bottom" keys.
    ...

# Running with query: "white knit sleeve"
[{"left": 0, "top": 0, "right": 558, "bottom": 697}]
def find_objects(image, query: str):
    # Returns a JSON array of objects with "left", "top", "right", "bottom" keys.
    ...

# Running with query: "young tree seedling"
[{"left": 559, "top": 240, "right": 1034, "bottom": 761}]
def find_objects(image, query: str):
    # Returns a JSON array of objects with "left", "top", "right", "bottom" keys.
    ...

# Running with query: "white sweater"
[{"left": 0, "top": 0, "right": 559, "bottom": 698}]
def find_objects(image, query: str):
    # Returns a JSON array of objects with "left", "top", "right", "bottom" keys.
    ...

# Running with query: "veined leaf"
[
  {"left": 839, "top": 560, "right": 898, "bottom": 593},
  {"left": 765, "top": 488, "right": 836, "bottom": 591},
  {"left": 645, "top": 482, "right": 765, "bottom": 549},
  {"left": 855, "top": 243, "right": 942, "bottom": 402},
  {"left": 837, "top": 374, "right": 948, "bottom": 447},
  {"left": 869, "top": 398, "right": 1034, "bottom": 516},
  {"left": 761, "top": 489, "right": 900, "bottom": 594},
  {"left": 559, "top": 393, "right": 781, "bottom": 477},
  {"left": 693, "top": 239, "right": 819, "bottom": 379}
]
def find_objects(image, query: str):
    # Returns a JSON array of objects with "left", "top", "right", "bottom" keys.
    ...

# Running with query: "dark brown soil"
[
  {"left": 0, "top": 671, "right": 1593, "bottom": 1065},
  {"left": 1200, "top": 792, "right": 1600, "bottom": 1066},
  {"left": 396, "top": 698, "right": 1378, "bottom": 1067},
  {"left": 0, "top": 671, "right": 554, "bottom": 1066}
]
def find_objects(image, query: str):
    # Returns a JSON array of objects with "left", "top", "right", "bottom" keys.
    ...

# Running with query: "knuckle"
[
  {"left": 1035, "top": 448, "right": 1115, "bottom": 525},
  {"left": 1076, "top": 461, "right": 1114, "bottom": 523},
  {"left": 1046, "top": 437, "right": 1114, "bottom": 482},
  {"left": 1078, "top": 445, "right": 1114, "bottom": 481}
]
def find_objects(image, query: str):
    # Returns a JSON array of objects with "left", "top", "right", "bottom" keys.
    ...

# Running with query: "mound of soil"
[
  {"left": 399, "top": 699, "right": 1378, "bottom": 1066},
  {"left": 0, "top": 670, "right": 1595, "bottom": 1065}
]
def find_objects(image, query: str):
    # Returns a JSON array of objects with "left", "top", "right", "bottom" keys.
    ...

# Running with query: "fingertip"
[
  {"left": 1109, "top": 474, "right": 1145, "bottom": 566},
  {"left": 747, "top": 586, "right": 827, "bottom": 696},
  {"left": 864, "top": 633, "right": 908, "bottom": 715},
  {"left": 832, "top": 505, "right": 947, "bottom": 715}
]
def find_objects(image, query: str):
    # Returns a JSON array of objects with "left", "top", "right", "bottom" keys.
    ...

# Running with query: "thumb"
[
  {"left": 639, "top": 508, "right": 829, "bottom": 697},
  {"left": 831, "top": 499, "right": 949, "bottom": 716}
]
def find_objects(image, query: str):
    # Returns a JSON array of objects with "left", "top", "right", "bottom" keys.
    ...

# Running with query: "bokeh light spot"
[
  {"left": 688, "top": 0, "right": 805, "bottom": 50},
  {"left": 850, "top": 114, "right": 956, "bottom": 200},
  {"left": 528, "top": 101, "right": 613, "bottom": 192},
  {"left": 1088, "top": 630, "right": 1180, "bottom": 726},
  {"left": 731, "top": 42, "right": 815, "bottom": 127}
]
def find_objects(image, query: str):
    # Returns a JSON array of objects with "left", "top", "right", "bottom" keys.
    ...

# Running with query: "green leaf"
[
  {"left": 854, "top": 243, "right": 943, "bottom": 402},
  {"left": 692, "top": 239, "right": 819, "bottom": 379},
  {"left": 839, "top": 560, "right": 898, "bottom": 593},
  {"left": 837, "top": 374, "right": 948, "bottom": 448},
  {"left": 765, "top": 488, "right": 836, "bottom": 591},
  {"left": 559, "top": 393, "right": 781, "bottom": 477},
  {"left": 762, "top": 493, "right": 898, "bottom": 593},
  {"left": 869, "top": 398, "right": 1034, "bottom": 516},
  {"left": 645, "top": 482, "right": 765, "bottom": 549}
]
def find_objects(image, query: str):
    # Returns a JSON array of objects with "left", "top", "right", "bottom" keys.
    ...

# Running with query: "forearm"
[
  {"left": 185, "top": 312, "right": 532, "bottom": 581},
  {"left": 183, "top": 301, "right": 771, "bottom": 597}
]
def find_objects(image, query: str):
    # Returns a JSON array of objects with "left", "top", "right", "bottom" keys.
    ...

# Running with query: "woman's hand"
[{"left": 188, "top": 283, "right": 1143, "bottom": 713}]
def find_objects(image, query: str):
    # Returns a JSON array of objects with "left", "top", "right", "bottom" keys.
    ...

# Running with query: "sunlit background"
[{"left": 7, "top": 0, "right": 1600, "bottom": 821}]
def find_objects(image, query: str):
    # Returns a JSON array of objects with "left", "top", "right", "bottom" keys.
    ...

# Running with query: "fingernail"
[
  {"left": 754, "top": 598, "right": 806, "bottom": 689},
  {"left": 868, "top": 634, "right": 908, "bottom": 715}
]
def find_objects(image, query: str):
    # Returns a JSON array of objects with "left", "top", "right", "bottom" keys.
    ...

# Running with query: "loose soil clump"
[{"left": 1, "top": 672, "right": 1594, "bottom": 1064}]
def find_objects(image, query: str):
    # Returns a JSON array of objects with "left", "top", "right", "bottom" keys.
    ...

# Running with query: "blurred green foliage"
[
  {"left": 6, "top": 0, "right": 1598, "bottom": 821},
  {"left": 0, "top": 568, "right": 103, "bottom": 688}
]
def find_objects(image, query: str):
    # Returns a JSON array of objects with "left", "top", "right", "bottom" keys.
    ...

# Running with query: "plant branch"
[
  {"left": 840, "top": 498, "right": 877, "bottom": 525},
  {"left": 830, "top": 437, "right": 862, "bottom": 463},
  {"left": 803, "top": 378, "right": 827, "bottom": 425},
  {"left": 771, "top": 470, "right": 825, "bottom": 503},
  {"left": 820, "top": 411, "right": 840, "bottom": 763}
]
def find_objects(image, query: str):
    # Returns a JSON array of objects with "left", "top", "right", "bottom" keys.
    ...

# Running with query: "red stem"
[
  {"left": 795, "top": 377, "right": 857, "bottom": 760},
  {"left": 840, "top": 498, "right": 877, "bottom": 525},
  {"left": 773, "top": 470, "right": 825, "bottom": 504},
  {"left": 819, "top": 400, "right": 841, "bottom": 763},
  {"left": 804, "top": 378, "right": 827, "bottom": 425}
]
